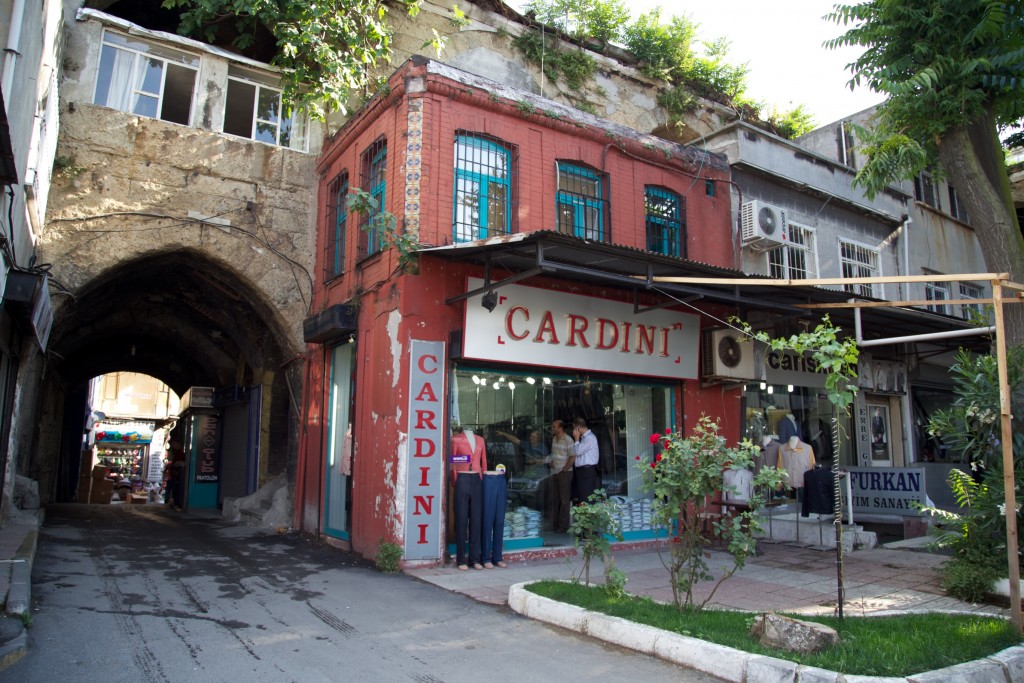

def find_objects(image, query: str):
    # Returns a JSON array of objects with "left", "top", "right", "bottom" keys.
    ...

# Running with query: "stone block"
[
  {"left": 746, "top": 653, "right": 799, "bottom": 683},
  {"left": 653, "top": 636, "right": 747, "bottom": 682},
  {"left": 750, "top": 613, "right": 840, "bottom": 654},
  {"left": 988, "top": 646, "right": 1024, "bottom": 683},
  {"left": 907, "top": 658, "right": 1013, "bottom": 683}
]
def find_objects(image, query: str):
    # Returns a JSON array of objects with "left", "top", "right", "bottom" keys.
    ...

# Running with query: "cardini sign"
[{"left": 462, "top": 277, "right": 700, "bottom": 379}]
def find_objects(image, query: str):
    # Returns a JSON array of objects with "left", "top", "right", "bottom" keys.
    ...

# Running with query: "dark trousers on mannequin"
[
  {"left": 454, "top": 474, "right": 482, "bottom": 566},
  {"left": 481, "top": 473, "right": 507, "bottom": 564},
  {"left": 573, "top": 464, "right": 598, "bottom": 504}
]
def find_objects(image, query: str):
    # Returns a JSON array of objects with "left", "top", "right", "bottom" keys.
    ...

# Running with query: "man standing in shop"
[{"left": 571, "top": 417, "right": 599, "bottom": 505}]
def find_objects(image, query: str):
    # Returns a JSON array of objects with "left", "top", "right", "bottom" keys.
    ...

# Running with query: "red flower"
[
  {"left": 655, "top": 454, "right": 662, "bottom": 462},
  {"left": 634, "top": 455, "right": 641, "bottom": 461},
  {"left": 665, "top": 428, "right": 672, "bottom": 435},
  {"left": 672, "top": 536, "right": 681, "bottom": 543},
  {"left": 650, "top": 462, "right": 657, "bottom": 468},
  {"left": 662, "top": 439, "right": 671, "bottom": 450},
  {"left": 649, "top": 433, "right": 661, "bottom": 444}
]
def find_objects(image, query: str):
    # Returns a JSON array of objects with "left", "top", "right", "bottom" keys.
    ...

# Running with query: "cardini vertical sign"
[{"left": 404, "top": 340, "right": 446, "bottom": 561}]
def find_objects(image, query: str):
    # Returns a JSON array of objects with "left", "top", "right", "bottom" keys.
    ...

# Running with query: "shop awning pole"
[{"left": 993, "top": 281, "right": 1022, "bottom": 633}]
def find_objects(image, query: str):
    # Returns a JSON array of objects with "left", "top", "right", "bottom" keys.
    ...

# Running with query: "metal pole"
[
  {"left": 832, "top": 413, "right": 844, "bottom": 621},
  {"left": 993, "top": 282, "right": 1022, "bottom": 632}
]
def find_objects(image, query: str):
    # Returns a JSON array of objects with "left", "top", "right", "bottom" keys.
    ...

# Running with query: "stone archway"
[{"left": 30, "top": 247, "right": 306, "bottom": 508}]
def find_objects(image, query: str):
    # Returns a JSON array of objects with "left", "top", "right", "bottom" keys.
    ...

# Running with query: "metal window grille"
[
  {"left": 959, "top": 282, "right": 984, "bottom": 320},
  {"left": 768, "top": 223, "right": 815, "bottom": 279},
  {"left": 644, "top": 186, "right": 685, "bottom": 257},
  {"left": 453, "top": 132, "right": 515, "bottom": 242},
  {"left": 924, "top": 273, "right": 951, "bottom": 315},
  {"left": 360, "top": 137, "right": 387, "bottom": 256},
  {"left": 325, "top": 171, "right": 348, "bottom": 281},
  {"left": 914, "top": 171, "right": 937, "bottom": 208},
  {"left": 556, "top": 162, "right": 607, "bottom": 241},
  {"left": 840, "top": 241, "right": 879, "bottom": 297}
]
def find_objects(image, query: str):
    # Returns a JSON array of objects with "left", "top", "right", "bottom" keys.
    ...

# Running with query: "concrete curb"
[
  {"left": 0, "top": 511, "right": 43, "bottom": 672},
  {"left": 507, "top": 582, "right": 1024, "bottom": 682}
]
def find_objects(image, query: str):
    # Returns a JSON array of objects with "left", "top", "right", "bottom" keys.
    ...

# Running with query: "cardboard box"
[
  {"left": 90, "top": 489, "right": 113, "bottom": 504},
  {"left": 91, "top": 465, "right": 108, "bottom": 480},
  {"left": 128, "top": 493, "right": 149, "bottom": 505}
]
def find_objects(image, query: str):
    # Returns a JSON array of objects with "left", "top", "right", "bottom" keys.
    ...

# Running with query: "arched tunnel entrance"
[{"left": 35, "top": 248, "right": 302, "bottom": 511}]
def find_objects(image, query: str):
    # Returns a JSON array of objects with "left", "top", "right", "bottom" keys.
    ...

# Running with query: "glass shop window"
[
  {"left": 450, "top": 368, "right": 673, "bottom": 542},
  {"left": 742, "top": 383, "right": 853, "bottom": 465}
]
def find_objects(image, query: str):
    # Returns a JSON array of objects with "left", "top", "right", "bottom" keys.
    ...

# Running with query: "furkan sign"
[
  {"left": 404, "top": 340, "right": 446, "bottom": 561},
  {"left": 462, "top": 277, "right": 700, "bottom": 379},
  {"left": 847, "top": 466, "right": 926, "bottom": 516}
]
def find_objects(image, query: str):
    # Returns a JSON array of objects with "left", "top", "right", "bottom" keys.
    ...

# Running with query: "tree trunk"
[{"left": 937, "top": 109, "right": 1024, "bottom": 346}]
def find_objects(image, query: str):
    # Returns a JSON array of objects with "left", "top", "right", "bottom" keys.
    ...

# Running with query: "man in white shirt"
[{"left": 571, "top": 417, "right": 599, "bottom": 504}]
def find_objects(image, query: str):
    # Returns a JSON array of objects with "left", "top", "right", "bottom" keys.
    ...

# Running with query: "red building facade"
[{"left": 296, "top": 57, "right": 745, "bottom": 564}]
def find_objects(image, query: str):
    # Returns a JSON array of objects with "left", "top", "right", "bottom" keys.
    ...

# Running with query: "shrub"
[
  {"left": 568, "top": 489, "right": 622, "bottom": 586},
  {"left": 374, "top": 539, "right": 403, "bottom": 574}
]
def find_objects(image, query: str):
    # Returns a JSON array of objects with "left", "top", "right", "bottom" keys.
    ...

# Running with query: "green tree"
[
  {"left": 826, "top": 1, "right": 1024, "bottom": 341},
  {"left": 162, "top": 0, "right": 462, "bottom": 118}
]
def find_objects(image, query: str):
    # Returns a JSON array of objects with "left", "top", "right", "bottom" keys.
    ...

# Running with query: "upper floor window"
[
  {"left": 769, "top": 222, "right": 816, "bottom": 280},
  {"left": 959, "top": 282, "right": 984, "bottom": 320},
  {"left": 840, "top": 240, "right": 881, "bottom": 298},
  {"left": 948, "top": 185, "right": 970, "bottom": 223},
  {"left": 94, "top": 30, "right": 198, "bottom": 125},
  {"left": 913, "top": 171, "right": 939, "bottom": 208},
  {"left": 325, "top": 171, "right": 349, "bottom": 281},
  {"left": 557, "top": 162, "right": 606, "bottom": 241},
  {"left": 923, "top": 270, "right": 951, "bottom": 315},
  {"left": 453, "top": 133, "right": 514, "bottom": 242},
  {"left": 224, "top": 65, "right": 307, "bottom": 151},
  {"left": 360, "top": 137, "right": 388, "bottom": 256},
  {"left": 644, "top": 186, "right": 685, "bottom": 257}
]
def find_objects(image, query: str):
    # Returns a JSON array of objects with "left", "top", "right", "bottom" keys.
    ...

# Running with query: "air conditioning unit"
[
  {"left": 741, "top": 200, "right": 788, "bottom": 250},
  {"left": 701, "top": 329, "right": 763, "bottom": 382}
]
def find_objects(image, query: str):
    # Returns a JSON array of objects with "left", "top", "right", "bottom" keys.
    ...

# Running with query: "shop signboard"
[
  {"left": 462, "top": 277, "right": 700, "bottom": 379},
  {"left": 195, "top": 413, "right": 220, "bottom": 483},
  {"left": 147, "top": 427, "right": 167, "bottom": 483},
  {"left": 847, "top": 466, "right": 926, "bottom": 516},
  {"left": 404, "top": 340, "right": 445, "bottom": 561}
]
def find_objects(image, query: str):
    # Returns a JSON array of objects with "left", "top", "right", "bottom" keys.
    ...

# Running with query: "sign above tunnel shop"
[
  {"left": 846, "top": 466, "right": 926, "bottom": 516},
  {"left": 404, "top": 340, "right": 446, "bottom": 561},
  {"left": 181, "top": 386, "right": 215, "bottom": 411},
  {"left": 95, "top": 421, "right": 154, "bottom": 444},
  {"left": 462, "top": 277, "right": 700, "bottom": 379}
]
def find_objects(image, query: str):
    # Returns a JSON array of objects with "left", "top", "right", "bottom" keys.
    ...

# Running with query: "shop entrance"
[
  {"left": 323, "top": 343, "right": 354, "bottom": 539},
  {"left": 450, "top": 367, "right": 673, "bottom": 548}
]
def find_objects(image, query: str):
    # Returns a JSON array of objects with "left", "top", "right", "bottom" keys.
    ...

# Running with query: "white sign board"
[
  {"left": 462, "top": 277, "right": 700, "bottom": 379},
  {"left": 847, "top": 466, "right": 926, "bottom": 516}
]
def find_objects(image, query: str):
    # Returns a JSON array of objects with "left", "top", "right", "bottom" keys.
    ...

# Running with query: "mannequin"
[
  {"left": 451, "top": 425, "right": 487, "bottom": 571},
  {"left": 779, "top": 436, "right": 815, "bottom": 495},
  {"left": 778, "top": 413, "right": 802, "bottom": 444},
  {"left": 757, "top": 435, "right": 781, "bottom": 476}
]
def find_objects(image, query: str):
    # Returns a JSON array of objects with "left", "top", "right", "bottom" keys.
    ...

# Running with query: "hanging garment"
[
  {"left": 802, "top": 467, "right": 834, "bottom": 516},
  {"left": 778, "top": 440, "right": 815, "bottom": 490}
]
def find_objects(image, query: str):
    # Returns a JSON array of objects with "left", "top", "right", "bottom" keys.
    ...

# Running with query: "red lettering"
[
  {"left": 635, "top": 325, "right": 656, "bottom": 355},
  {"left": 417, "top": 466, "right": 430, "bottom": 486},
  {"left": 413, "top": 438, "right": 436, "bottom": 458},
  {"left": 414, "top": 382, "right": 438, "bottom": 402},
  {"left": 533, "top": 311, "right": 560, "bottom": 344},
  {"left": 506, "top": 306, "right": 530, "bottom": 341},
  {"left": 415, "top": 409, "right": 436, "bottom": 430},
  {"left": 417, "top": 524, "right": 428, "bottom": 544},
  {"left": 659, "top": 327, "right": 670, "bottom": 357},
  {"left": 596, "top": 318, "right": 618, "bottom": 350},
  {"left": 566, "top": 314, "right": 590, "bottom": 348},
  {"left": 620, "top": 322, "right": 632, "bottom": 352},
  {"left": 417, "top": 354, "right": 438, "bottom": 374},
  {"left": 413, "top": 495, "right": 433, "bottom": 515}
]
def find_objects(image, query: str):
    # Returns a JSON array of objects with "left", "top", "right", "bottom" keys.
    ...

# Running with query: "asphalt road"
[{"left": 4, "top": 504, "right": 718, "bottom": 682}]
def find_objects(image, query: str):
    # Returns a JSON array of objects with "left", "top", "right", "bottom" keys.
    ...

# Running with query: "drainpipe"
[
  {"left": 901, "top": 214, "right": 911, "bottom": 301},
  {"left": 2, "top": 0, "right": 26, "bottom": 100}
]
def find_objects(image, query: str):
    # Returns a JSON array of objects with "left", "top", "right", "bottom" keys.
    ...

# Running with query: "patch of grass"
[{"left": 527, "top": 581, "right": 1021, "bottom": 678}]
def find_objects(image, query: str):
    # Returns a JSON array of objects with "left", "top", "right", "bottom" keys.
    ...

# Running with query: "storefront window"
[
  {"left": 743, "top": 383, "right": 852, "bottom": 465},
  {"left": 450, "top": 367, "right": 673, "bottom": 545}
]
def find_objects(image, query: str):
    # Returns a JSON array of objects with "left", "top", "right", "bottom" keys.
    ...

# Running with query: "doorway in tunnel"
[{"left": 35, "top": 249, "right": 304, "bottom": 516}]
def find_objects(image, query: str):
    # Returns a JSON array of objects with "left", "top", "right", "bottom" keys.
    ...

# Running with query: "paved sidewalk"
[
  {"left": 0, "top": 508, "right": 43, "bottom": 671},
  {"left": 406, "top": 538, "right": 1008, "bottom": 618}
]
